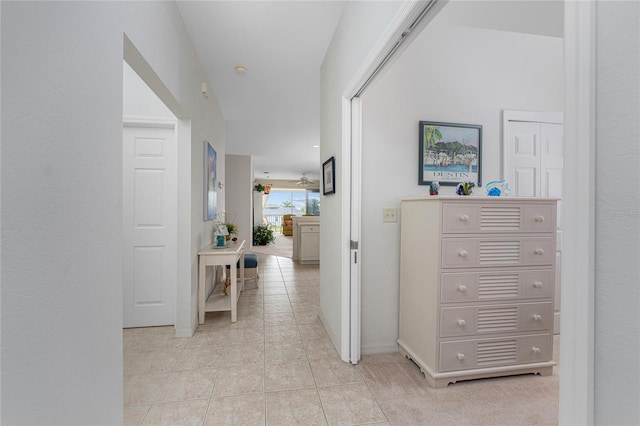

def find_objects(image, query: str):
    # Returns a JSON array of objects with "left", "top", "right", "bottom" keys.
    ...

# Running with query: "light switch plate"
[{"left": 383, "top": 207, "right": 397, "bottom": 223}]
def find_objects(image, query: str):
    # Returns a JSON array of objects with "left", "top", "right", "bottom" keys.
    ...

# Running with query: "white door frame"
[
  {"left": 340, "top": 0, "right": 596, "bottom": 423},
  {"left": 559, "top": 1, "right": 595, "bottom": 423},
  {"left": 124, "top": 37, "right": 194, "bottom": 338},
  {"left": 349, "top": 97, "right": 363, "bottom": 364}
]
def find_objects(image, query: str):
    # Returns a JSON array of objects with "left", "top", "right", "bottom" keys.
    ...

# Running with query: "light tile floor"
[{"left": 124, "top": 254, "right": 559, "bottom": 425}]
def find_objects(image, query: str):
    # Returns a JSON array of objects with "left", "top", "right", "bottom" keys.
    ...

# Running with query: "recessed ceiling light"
[
  {"left": 312, "top": 145, "right": 320, "bottom": 148},
  {"left": 234, "top": 65, "right": 247, "bottom": 76},
  {"left": 263, "top": 171, "right": 270, "bottom": 174}
]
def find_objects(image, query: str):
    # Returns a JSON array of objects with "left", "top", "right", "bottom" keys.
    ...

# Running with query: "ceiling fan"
[{"left": 291, "top": 173, "right": 315, "bottom": 186}]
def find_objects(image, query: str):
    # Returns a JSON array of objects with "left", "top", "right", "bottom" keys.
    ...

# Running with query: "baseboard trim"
[
  {"left": 362, "top": 342, "right": 399, "bottom": 355},
  {"left": 318, "top": 311, "right": 341, "bottom": 356}
]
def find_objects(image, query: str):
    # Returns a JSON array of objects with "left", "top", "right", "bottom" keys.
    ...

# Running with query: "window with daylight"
[{"left": 263, "top": 189, "right": 320, "bottom": 227}]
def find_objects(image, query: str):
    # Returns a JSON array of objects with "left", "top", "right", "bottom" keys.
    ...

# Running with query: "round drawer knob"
[
  {"left": 532, "top": 347, "right": 541, "bottom": 354},
  {"left": 457, "top": 319, "right": 466, "bottom": 327},
  {"left": 458, "top": 214, "right": 469, "bottom": 222},
  {"left": 457, "top": 284, "right": 467, "bottom": 292},
  {"left": 533, "top": 281, "right": 543, "bottom": 288},
  {"left": 534, "top": 248, "right": 545, "bottom": 255},
  {"left": 535, "top": 215, "right": 545, "bottom": 222},
  {"left": 457, "top": 353, "right": 466, "bottom": 361},
  {"left": 458, "top": 250, "right": 468, "bottom": 257},
  {"left": 532, "top": 314, "right": 542, "bottom": 321}
]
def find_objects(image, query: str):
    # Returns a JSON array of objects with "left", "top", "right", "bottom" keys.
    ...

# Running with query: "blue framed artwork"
[
  {"left": 418, "top": 121, "right": 482, "bottom": 186},
  {"left": 204, "top": 141, "right": 217, "bottom": 220}
]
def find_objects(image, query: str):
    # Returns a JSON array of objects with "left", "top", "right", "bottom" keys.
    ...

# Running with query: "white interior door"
[
  {"left": 504, "top": 111, "right": 563, "bottom": 333},
  {"left": 123, "top": 124, "right": 177, "bottom": 327},
  {"left": 541, "top": 123, "right": 564, "bottom": 225},
  {"left": 505, "top": 121, "right": 541, "bottom": 196}
]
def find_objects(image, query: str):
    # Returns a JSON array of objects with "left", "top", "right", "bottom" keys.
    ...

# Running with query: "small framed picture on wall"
[{"left": 323, "top": 156, "right": 335, "bottom": 195}]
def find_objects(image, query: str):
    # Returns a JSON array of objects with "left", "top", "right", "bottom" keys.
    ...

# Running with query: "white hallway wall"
[
  {"left": 320, "top": 1, "right": 403, "bottom": 357},
  {"left": 360, "top": 23, "right": 563, "bottom": 353},
  {"left": 123, "top": 61, "right": 174, "bottom": 120},
  {"left": 1, "top": 2, "right": 224, "bottom": 423},
  {"left": 225, "top": 154, "right": 253, "bottom": 248}
]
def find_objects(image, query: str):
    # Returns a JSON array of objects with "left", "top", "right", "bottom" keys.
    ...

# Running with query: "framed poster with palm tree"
[{"left": 418, "top": 121, "right": 482, "bottom": 186}]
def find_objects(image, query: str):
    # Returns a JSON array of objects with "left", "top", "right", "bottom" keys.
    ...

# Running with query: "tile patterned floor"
[{"left": 124, "top": 254, "right": 559, "bottom": 425}]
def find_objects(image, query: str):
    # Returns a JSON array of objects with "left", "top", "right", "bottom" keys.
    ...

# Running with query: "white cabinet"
[
  {"left": 292, "top": 216, "right": 320, "bottom": 264},
  {"left": 299, "top": 224, "right": 320, "bottom": 264},
  {"left": 398, "top": 197, "right": 557, "bottom": 388}
]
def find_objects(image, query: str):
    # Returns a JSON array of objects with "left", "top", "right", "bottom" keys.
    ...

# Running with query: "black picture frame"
[
  {"left": 322, "top": 156, "right": 335, "bottom": 195},
  {"left": 418, "top": 121, "right": 482, "bottom": 186}
]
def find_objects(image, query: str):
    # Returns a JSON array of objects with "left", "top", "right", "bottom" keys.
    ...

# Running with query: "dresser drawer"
[
  {"left": 442, "top": 202, "right": 556, "bottom": 234},
  {"left": 439, "top": 334, "right": 553, "bottom": 372},
  {"left": 441, "top": 236, "right": 555, "bottom": 268},
  {"left": 440, "top": 269, "right": 553, "bottom": 303},
  {"left": 522, "top": 205, "right": 556, "bottom": 233},
  {"left": 439, "top": 302, "right": 553, "bottom": 337},
  {"left": 442, "top": 204, "right": 480, "bottom": 233}
]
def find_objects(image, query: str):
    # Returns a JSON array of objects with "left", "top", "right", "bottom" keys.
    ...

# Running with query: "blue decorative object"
[
  {"left": 485, "top": 180, "right": 511, "bottom": 197},
  {"left": 487, "top": 187, "right": 501, "bottom": 196}
]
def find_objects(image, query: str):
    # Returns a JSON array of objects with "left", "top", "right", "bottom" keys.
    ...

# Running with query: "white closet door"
[
  {"left": 541, "top": 123, "right": 564, "bottom": 228},
  {"left": 504, "top": 114, "right": 563, "bottom": 334},
  {"left": 123, "top": 125, "right": 177, "bottom": 328},
  {"left": 506, "top": 121, "right": 540, "bottom": 197}
]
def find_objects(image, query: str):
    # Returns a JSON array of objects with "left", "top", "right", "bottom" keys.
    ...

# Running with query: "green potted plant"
[
  {"left": 254, "top": 183, "right": 265, "bottom": 193},
  {"left": 224, "top": 222, "right": 238, "bottom": 239},
  {"left": 216, "top": 211, "right": 238, "bottom": 241},
  {"left": 253, "top": 225, "right": 275, "bottom": 246}
]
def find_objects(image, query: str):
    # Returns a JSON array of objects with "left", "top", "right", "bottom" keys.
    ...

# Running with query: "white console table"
[{"left": 198, "top": 240, "right": 245, "bottom": 323}]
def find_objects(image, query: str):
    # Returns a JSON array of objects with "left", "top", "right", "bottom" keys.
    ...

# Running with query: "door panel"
[
  {"left": 514, "top": 168, "right": 537, "bottom": 197},
  {"left": 134, "top": 169, "right": 165, "bottom": 226},
  {"left": 133, "top": 246, "right": 166, "bottom": 304},
  {"left": 123, "top": 126, "right": 177, "bottom": 327},
  {"left": 507, "top": 122, "right": 540, "bottom": 197}
]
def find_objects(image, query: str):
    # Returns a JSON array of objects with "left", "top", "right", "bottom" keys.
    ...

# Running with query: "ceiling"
[
  {"left": 176, "top": 1, "right": 562, "bottom": 184},
  {"left": 176, "top": 1, "right": 346, "bottom": 183}
]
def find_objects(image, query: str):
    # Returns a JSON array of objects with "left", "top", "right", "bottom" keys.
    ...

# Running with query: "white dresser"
[{"left": 398, "top": 197, "right": 557, "bottom": 388}]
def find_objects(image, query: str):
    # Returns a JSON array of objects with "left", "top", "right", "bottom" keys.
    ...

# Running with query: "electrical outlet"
[{"left": 383, "top": 207, "right": 397, "bottom": 223}]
